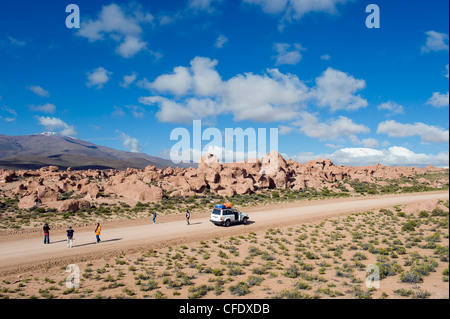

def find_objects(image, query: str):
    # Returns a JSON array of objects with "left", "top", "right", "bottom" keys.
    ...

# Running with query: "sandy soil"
[{"left": 0, "top": 192, "right": 447, "bottom": 276}]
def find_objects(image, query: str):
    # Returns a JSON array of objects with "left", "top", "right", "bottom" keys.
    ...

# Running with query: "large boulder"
[
  {"left": 59, "top": 199, "right": 91, "bottom": 213},
  {"left": 0, "top": 170, "right": 16, "bottom": 183},
  {"left": 104, "top": 176, "right": 162, "bottom": 203},
  {"left": 36, "top": 186, "right": 59, "bottom": 204}
]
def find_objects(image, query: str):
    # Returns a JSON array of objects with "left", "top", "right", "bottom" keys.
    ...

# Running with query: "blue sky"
[{"left": 0, "top": 0, "right": 448, "bottom": 167}]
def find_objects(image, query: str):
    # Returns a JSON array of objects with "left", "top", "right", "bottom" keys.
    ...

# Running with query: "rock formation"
[{"left": 0, "top": 154, "right": 447, "bottom": 212}]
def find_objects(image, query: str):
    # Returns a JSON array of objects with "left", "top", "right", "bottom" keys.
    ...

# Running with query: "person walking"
[
  {"left": 95, "top": 223, "right": 101, "bottom": 243},
  {"left": 43, "top": 223, "right": 50, "bottom": 244},
  {"left": 186, "top": 210, "right": 190, "bottom": 225},
  {"left": 153, "top": 211, "right": 157, "bottom": 224},
  {"left": 34, "top": 196, "right": 39, "bottom": 207},
  {"left": 66, "top": 226, "right": 74, "bottom": 248}
]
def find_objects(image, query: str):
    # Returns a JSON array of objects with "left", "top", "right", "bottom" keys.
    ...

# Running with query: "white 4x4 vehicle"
[{"left": 210, "top": 205, "right": 249, "bottom": 227}]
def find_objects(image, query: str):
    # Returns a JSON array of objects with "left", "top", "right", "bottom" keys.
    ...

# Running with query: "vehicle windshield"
[{"left": 212, "top": 209, "right": 222, "bottom": 215}]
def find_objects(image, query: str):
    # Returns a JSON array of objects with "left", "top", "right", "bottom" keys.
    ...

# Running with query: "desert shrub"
[
  {"left": 252, "top": 266, "right": 268, "bottom": 275},
  {"left": 425, "top": 233, "right": 441, "bottom": 243},
  {"left": 275, "top": 289, "right": 312, "bottom": 299},
  {"left": 442, "top": 267, "right": 449, "bottom": 280},
  {"left": 376, "top": 262, "right": 403, "bottom": 279},
  {"left": 380, "top": 209, "right": 393, "bottom": 216},
  {"left": 295, "top": 281, "right": 312, "bottom": 290},
  {"left": 414, "top": 290, "right": 431, "bottom": 299},
  {"left": 400, "top": 270, "right": 423, "bottom": 284},
  {"left": 418, "top": 210, "right": 429, "bottom": 218},
  {"left": 394, "top": 288, "right": 414, "bottom": 297},
  {"left": 351, "top": 252, "right": 368, "bottom": 261},
  {"left": 283, "top": 264, "right": 301, "bottom": 279},
  {"left": 247, "top": 275, "right": 264, "bottom": 287},
  {"left": 227, "top": 267, "right": 244, "bottom": 276},
  {"left": 305, "top": 251, "right": 319, "bottom": 260},
  {"left": 401, "top": 220, "right": 417, "bottom": 232},
  {"left": 353, "top": 286, "right": 372, "bottom": 299},
  {"left": 229, "top": 282, "right": 250, "bottom": 296},
  {"left": 248, "top": 246, "right": 263, "bottom": 257},
  {"left": 431, "top": 207, "right": 448, "bottom": 217},
  {"left": 188, "top": 285, "right": 212, "bottom": 299}
]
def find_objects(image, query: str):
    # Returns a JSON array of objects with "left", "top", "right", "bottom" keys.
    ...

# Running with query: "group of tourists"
[
  {"left": 42, "top": 223, "right": 102, "bottom": 248},
  {"left": 43, "top": 210, "right": 193, "bottom": 248}
]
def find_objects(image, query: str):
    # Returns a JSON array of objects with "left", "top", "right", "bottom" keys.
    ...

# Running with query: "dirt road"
[{"left": 0, "top": 191, "right": 448, "bottom": 275}]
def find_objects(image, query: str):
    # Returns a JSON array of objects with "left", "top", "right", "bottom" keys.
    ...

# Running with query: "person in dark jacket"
[
  {"left": 153, "top": 211, "right": 157, "bottom": 224},
  {"left": 43, "top": 223, "right": 50, "bottom": 244},
  {"left": 66, "top": 226, "right": 74, "bottom": 248},
  {"left": 186, "top": 210, "right": 190, "bottom": 225}
]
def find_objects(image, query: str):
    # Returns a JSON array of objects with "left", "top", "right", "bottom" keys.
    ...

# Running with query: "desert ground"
[{"left": 0, "top": 191, "right": 448, "bottom": 299}]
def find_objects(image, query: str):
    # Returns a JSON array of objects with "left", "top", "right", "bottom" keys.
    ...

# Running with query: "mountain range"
[{"left": 0, "top": 133, "right": 189, "bottom": 170}]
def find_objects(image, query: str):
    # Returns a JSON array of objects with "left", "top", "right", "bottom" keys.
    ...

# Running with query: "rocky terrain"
[{"left": 0, "top": 151, "right": 447, "bottom": 214}]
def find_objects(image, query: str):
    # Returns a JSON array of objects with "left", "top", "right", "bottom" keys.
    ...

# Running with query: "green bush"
[
  {"left": 401, "top": 220, "right": 417, "bottom": 232},
  {"left": 229, "top": 282, "right": 250, "bottom": 296},
  {"left": 284, "top": 264, "right": 301, "bottom": 278},
  {"left": 418, "top": 210, "right": 429, "bottom": 218},
  {"left": 400, "top": 270, "right": 423, "bottom": 284},
  {"left": 432, "top": 207, "right": 448, "bottom": 217}
]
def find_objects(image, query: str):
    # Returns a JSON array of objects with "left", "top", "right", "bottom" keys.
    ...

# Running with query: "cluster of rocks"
[{"left": 0, "top": 151, "right": 447, "bottom": 212}]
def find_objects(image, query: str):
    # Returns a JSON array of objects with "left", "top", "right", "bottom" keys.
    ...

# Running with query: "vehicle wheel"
[
  {"left": 225, "top": 219, "right": 231, "bottom": 227},
  {"left": 242, "top": 217, "right": 248, "bottom": 225}
]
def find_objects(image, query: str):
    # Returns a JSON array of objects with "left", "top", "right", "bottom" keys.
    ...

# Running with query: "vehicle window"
[{"left": 212, "top": 209, "right": 222, "bottom": 215}]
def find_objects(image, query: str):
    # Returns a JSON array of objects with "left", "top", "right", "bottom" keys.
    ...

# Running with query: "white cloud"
[
  {"left": 188, "top": 0, "right": 222, "bottom": 12},
  {"left": 29, "top": 103, "right": 56, "bottom": 114},
  {"left": 86, "top": 67, "right": 112, "bottom": 89},
  {"left": 349, "top": 135, "right": 379, "bottom": 148},
  {"left": 377, "top": 101, "right": 404, "bottom": 116},
  {"left": 215, "top": 34, "right": 228, "bottom": 49},
  {"left": 142, "top": 66, "right": 193, "bottom": 96},
  {"left": 118, "top": 131, "right": 142, "bottom": 153},
  {"left": 421, "top": 31, "right": 449, "bottom": 53},
  {"left": 243, "top": 0, "right": 352, "bottom": 29},
  {"left": 125, "top": 105, "right": 145, "bottom": 119},
  {"left": 190, "top": 57, "right": 223, "bottom": 97},
  {"left": 77, "top": 3, "right": 153, "bottom": 58},
  {"left": 36, "top": 116, "right": 77, "bottom": 136},
  {"left": 27, "top": 86, "right": 50, "bottom": 98},
  {"left": 445, "top": 64, "right": 449, "bottom": 79},
  {"left": 278, "top": 125, "right": 295, "bottom": 135},
  {"left": 291, "top": 147, "right": 449, "bottom": 167},
  {"left": 139, "top": 57, "right": 370, "bottom": 124},
  {"left": 139, "top": 96, "right": 219, "bottom": 124},
  {"left": 1, "top": 106, "right": 17, "bottom": 122},
  {"left": 120, "top": 72, "right": 138, "bottom": 88},
  {"left": 273, "top": 43, "right": 305, "bottom": 66},
  {"left": 115, "top": 35, "right": 147, "bottom": 58},
  {"left": 426, "top": 91, "right": 449, "bottom": 108},
  {"left": 293, "top": 112, "right": 369, "bottom": 140},
  {"left": 222, "top": 68, "right": 308, "bottom": 122},
  {"left": 311, "top": 67, "right": 368, "bottom": 112},
  {"left": 377, "top": 120, "right": 449, "bottom": 143},
  {"left": 111, "top": 106, "right": 125, "bottom": 118},
  {"left": 8, "top": 36, "right": 26, "bottom": 47},
  {"left": 320, "top": 54, "right": 331, "bottom": 61}
]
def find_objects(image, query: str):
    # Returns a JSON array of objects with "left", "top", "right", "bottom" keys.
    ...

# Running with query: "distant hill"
[{"left": 0, "top": 133, "right": 192, "bottom": 170}]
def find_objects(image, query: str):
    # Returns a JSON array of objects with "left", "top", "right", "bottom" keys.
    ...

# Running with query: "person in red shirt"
[{"left": 43, "top": 223, "right": 50, "bottom": 244}]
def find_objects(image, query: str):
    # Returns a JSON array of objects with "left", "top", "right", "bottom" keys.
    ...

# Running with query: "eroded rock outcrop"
[{"left": 2, "top": 151, "right": 447, "bottom": 212}]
